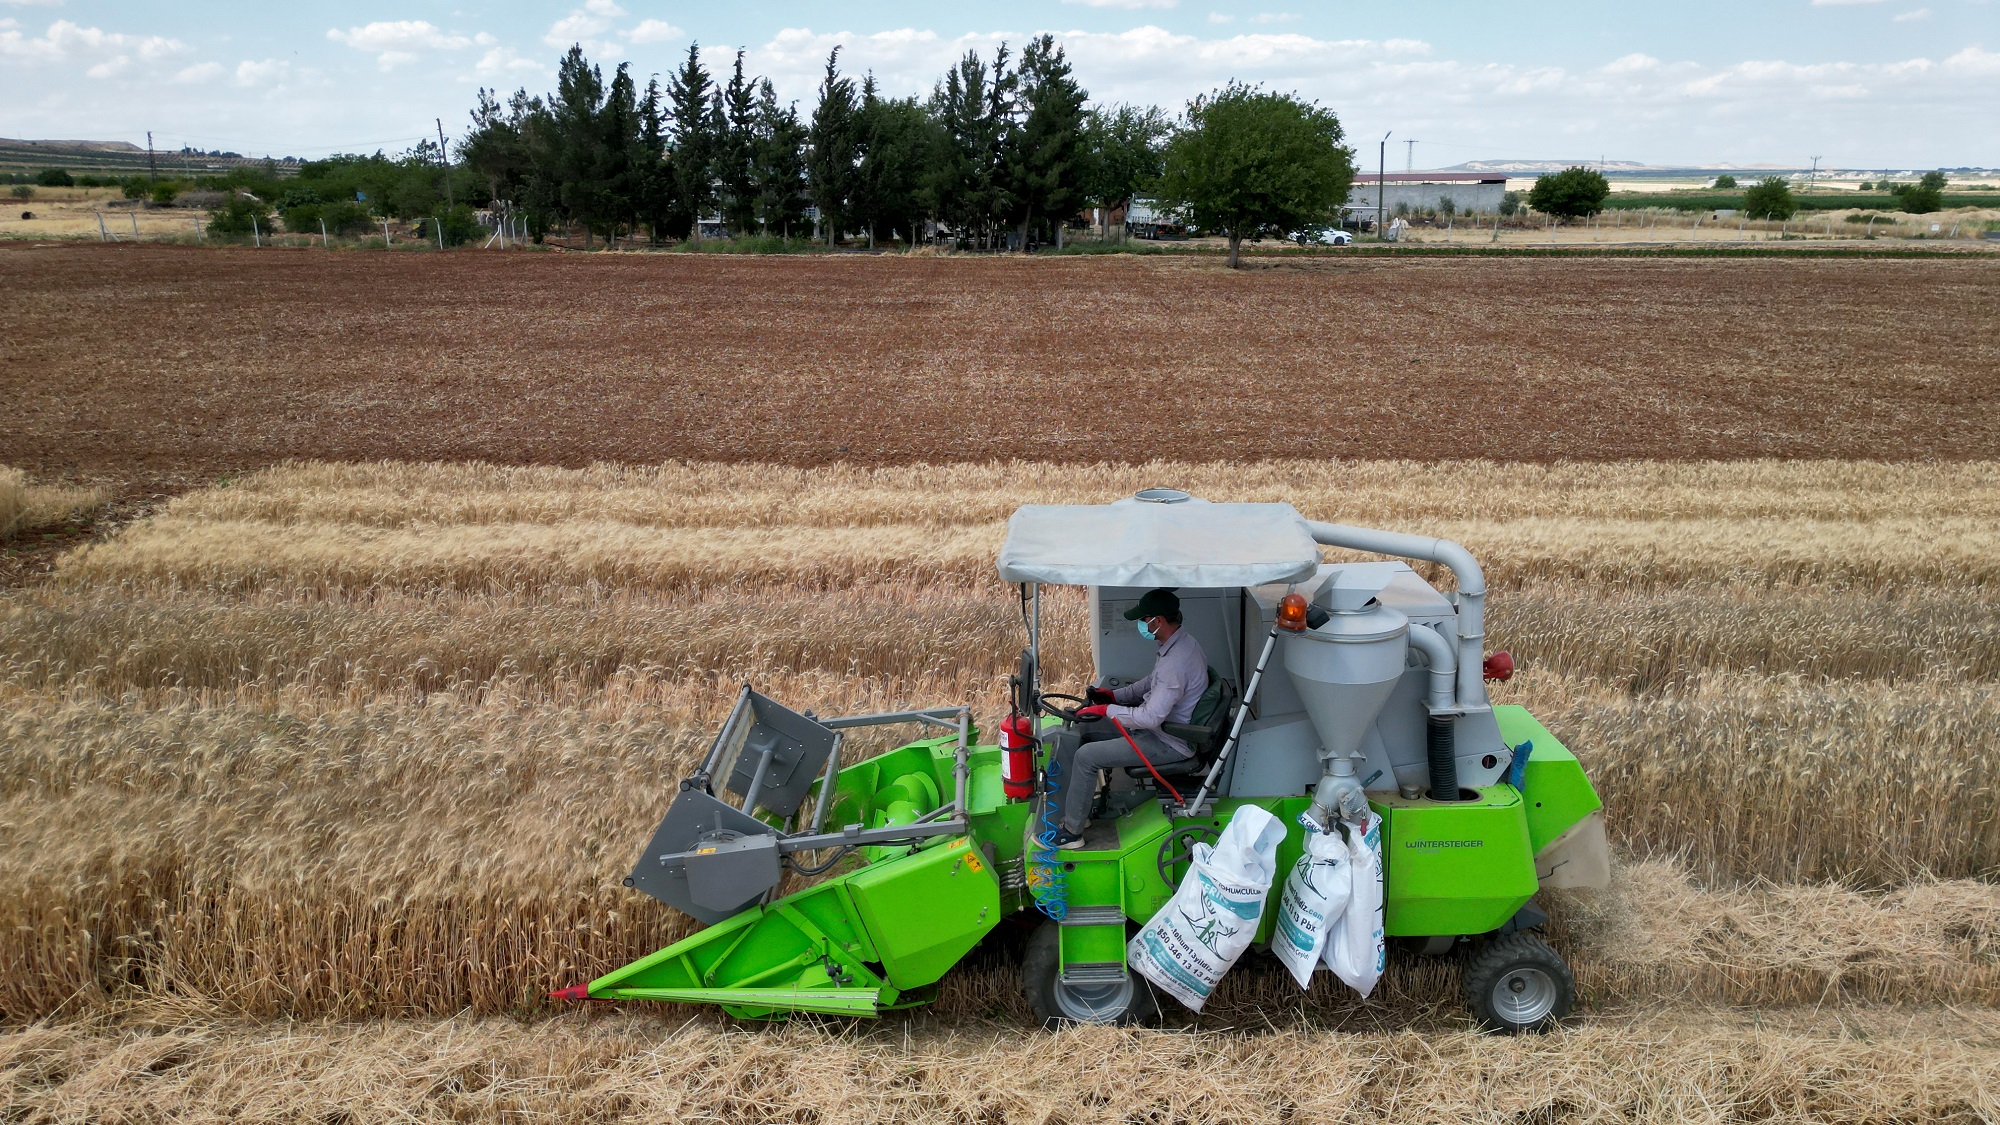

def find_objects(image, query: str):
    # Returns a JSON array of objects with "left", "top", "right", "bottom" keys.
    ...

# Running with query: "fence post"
[
  {"left": 321, "top": 217, "right": 329, "bottom": 248},
  {"left": 194, "top": 214, "right": 203, "bottom": 242},
  {"left": 130, "top": 212, "right": 140, "bottom": 240},
  {"left": 381, "top": 218, "right": 392, "bottom": 247},
  {"left": 435, "top": 218, "right": 444, "bottom": 251},
  {"left": 252, "top": 215, "right": 261, "bottom": 248},
  {"left": 96, "top": 212, "right": 109, "bottom": 242}
]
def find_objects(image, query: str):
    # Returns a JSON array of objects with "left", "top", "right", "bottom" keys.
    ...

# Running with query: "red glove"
[
  {"left": 1085, "top": 686, "right": 1116, "bottom": 705},
  {"left": 1075, "top": 704, "right": 1108, "bottom": 720}
]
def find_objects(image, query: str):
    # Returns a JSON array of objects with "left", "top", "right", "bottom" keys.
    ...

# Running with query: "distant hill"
[
  {"left": 0, "top": 137, "right": 298, "bottom": 176},
  {"left": 0, "top": 138, "right": 146, "bottom": 153}
]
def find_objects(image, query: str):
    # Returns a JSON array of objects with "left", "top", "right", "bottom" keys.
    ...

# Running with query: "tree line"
[{"left": 458, "top": 39, "right": 1175, "bottom": 249}]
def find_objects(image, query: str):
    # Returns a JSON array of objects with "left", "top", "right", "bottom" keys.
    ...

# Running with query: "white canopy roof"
[{"left": 997, "top": 496, "right": 1322, "bottom": 588}]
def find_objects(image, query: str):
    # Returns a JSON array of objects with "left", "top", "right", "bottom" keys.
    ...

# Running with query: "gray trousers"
[{"left": 1053, "top": 722, "right": 1189, "bottom": 834}]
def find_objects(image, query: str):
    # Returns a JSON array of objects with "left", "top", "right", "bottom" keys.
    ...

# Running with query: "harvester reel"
[{"left": 1155, "top": 823, "right": 1220, "bottom": 887}]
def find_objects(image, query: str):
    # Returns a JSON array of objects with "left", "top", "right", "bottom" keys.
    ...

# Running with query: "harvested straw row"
[
  {"left": 6, "top": 1003, "right": 2000, "bottom": 1124},
  {"left": 57, "top": 514, "right": 2000, "bottom": 595},
  {"left": 0, "top": 467, "right": 105, "bottom": 541},
  {"left": 168, "top": 459, "right": 2000, "bottom": 528},
  {"left": 6, "top": 663, "right": 1997, "bottom": 889},
  {"left": 4, "top": 577, "right": 1992, "bottom": 703},
  {"left": 3, "top": 667, "right": 1997, "bottom": 1020}
]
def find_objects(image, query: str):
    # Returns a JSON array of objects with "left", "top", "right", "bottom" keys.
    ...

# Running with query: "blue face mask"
[{"left": 1136, "top": 619, "right": 1157, "bottom": 641}]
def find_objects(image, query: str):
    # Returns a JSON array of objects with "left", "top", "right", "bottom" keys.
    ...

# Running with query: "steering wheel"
[
  {"left": 1156, "top": 823, "right": 1221, "bottom": 887},
  {"left": 1037, "top": 692, "right": 1087, "bottom": 722}
]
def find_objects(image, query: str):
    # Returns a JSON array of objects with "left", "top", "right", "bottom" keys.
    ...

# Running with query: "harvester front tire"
[
  {"left": 1465, "top": 932, "right": 1573, "bottom": 1034},
  {"left": 1023, "top": 922, "right": 1158, "bottom": 1029}
]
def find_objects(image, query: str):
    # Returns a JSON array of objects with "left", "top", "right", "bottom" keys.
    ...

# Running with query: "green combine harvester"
[{"left": 552, "top": 491, "right": 1609, "bottom": 1031}]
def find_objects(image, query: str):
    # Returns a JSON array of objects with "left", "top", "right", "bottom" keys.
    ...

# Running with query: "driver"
[{"left": 1050, "top": 588, "right": 1209, "bottom": 850}]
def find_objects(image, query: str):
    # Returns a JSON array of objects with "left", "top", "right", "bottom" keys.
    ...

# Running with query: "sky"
[{"left": 2, "top": 0, "right": 1995, "bottom": 168}]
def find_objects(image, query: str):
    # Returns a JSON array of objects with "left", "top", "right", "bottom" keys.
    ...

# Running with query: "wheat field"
[{"left": 4, "top": 459, "right": 1998, "bottom": 1121}]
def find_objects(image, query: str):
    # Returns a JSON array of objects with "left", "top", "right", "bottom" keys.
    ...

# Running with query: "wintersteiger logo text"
[{"left": 1403, "top": 839, "right": 1485, "bottom": 849}]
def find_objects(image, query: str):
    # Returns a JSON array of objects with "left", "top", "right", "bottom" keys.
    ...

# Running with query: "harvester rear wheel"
[
  {"left": 1023, "top": 922, "right": 1158, "bottom": 1029},
  {"left": 1464, "top": 932, "right": 1573, "bottom": 1034}
]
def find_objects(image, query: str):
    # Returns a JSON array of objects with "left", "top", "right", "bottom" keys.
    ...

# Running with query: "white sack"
[
  {"left": 1272, "top": 818, "right": 1353, "bottom": 989},
  {"left": 1324, "top": 809, "right": 1386, "bottom": 997},
  {"left": 1128, "top": 805, "right": 1286, "bottom": 1012}
]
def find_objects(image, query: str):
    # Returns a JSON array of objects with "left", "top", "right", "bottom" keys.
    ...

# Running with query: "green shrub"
[
  {"left": 206, "top": 193, "right": 275, "bottom": 235},
  {"left": 1499, "top": 190, "right": 1522, "bottom": 217},
  {"left": 120, "top": 176, "right": 150, "bottom": 200},
  {"left": 34, "top": 168, "right": 74, "bottom": 187},
  {"left": 1899, "top": 184, "right": 1943, "bottom": 214},
  {"left": 1712, "top": 174, "right": 1737, "bottom": 189},
  {"left": 1742, "top": 177, "right": 1797, "bottom": 220},
  {"left": 1527, "top": 166, "right": 1611, "bottom": 217},
  {"left": 1919, "top": 171, "right": 1947, "bottom": 191},
  {"left": 10, "top": 185, "right": 33, "bottom": 201},
  {"left": 149, "top": 181, "right": 181, "bottom": 206}
]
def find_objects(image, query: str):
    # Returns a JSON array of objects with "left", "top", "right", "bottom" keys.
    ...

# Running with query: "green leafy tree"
[
  {"left": 1711, "top": 173, "right": 1738, "bottom": 189},
  {"left": 635, "top": 77, "right": 677, "bottom": 242},
  {"left": 35, "top": 168, "right": 73, "bottom": 187},
  {"left": 750, "top": 79, "right": 809, "bottom": 237},
  {"left": 462, "top": 87, "right": 534, "bottom": 209},
  {"left": 1527, "top": 166, "right": 1610, "bottom": 218},
  {"left": 1155, "top": 82, "right": 1355, "bottom": 268},
  {"left": 1083, "top": 103, "right": 1170, "bottom": 241},
  {"left": 1919, "top": 170, "right": 1947, "bottom": 192},
  {"left": 852, "top": 76, "right": 930, "bottom": 246},
  {"left": 807, "top": 48, "right": 860, "bottom": 243},
  {"left": 1899, "top": 183, "right": 1943, "bottom": 214},
  {"left": 922, "top": 48, "right": 1012, "bottom": 247},
  {"left": 1499, "top": 190, "right": 1521, "bottom": 217},
  {"left": 1742, "top": 176, "right": 1797, "bottom": 220},
  {"left": 667, "top": 44, "right": 720, "bottom": 241},
  {"left": 548, "top": 46, "right": 611, "bottom": 243},
  {"left": 593, "top": 63, "right": 646, "bottom": 240},
  {"left": 1002, "top": 34, "right": 1088, "bottom": 251},
  {"left": 717, "top": 51, "right": 760, "bottom": 235}
]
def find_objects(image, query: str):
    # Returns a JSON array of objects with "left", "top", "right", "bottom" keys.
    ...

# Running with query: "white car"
[{"left": 1295, "top": 227, "right": 1354, "bottom": 247}]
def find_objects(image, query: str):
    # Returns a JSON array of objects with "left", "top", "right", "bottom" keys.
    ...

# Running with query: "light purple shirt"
[{"left": 1106, "top": 627, "right": 1209, "bottom": 758}]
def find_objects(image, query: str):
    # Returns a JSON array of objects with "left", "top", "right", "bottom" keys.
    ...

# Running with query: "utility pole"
[
  {"left": 1405, "top": 139, "right": 1416, "bottom": 171},
  {"left": 1808, "top": 155, "right": 1821, "bottom": 194},
  {"left": 147, "top": 131, "right": 156, "bottom": 182},
  {"left": 1379, "top": 131, "right": 1391, "bottom": 237},
  {"left": 437, "top": 118, "right": 453, "bottom": 209}
]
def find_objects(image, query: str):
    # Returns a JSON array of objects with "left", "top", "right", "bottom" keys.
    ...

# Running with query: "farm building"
[{"left": 1348, "top": 173, "right": 1506, "bottom": 224}]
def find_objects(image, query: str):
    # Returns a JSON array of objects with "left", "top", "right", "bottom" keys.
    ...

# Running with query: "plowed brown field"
[{"left": 3, "top": 243, "right": 1996, "bottom": 471}]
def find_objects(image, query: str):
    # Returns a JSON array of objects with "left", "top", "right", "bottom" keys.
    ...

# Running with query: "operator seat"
[{"left": 1123, "top": 666, "right": 1237, "bottom": 782}]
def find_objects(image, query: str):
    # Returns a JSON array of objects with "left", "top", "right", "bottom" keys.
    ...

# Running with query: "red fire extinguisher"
[{"left": 1000, "top": 712, "right": 1036, "bottom": 800}]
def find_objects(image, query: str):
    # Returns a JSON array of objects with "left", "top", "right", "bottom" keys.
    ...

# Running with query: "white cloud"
[
  {"left": 475, "top": 46, "right": 547, "bottom": 77},
  {"left": 1250, "top": 12, "right": 1300, "bottom": 24},
  {"left": 174, "top": 60, "right": 221, "bottom": 83},
  {"left": 1893, "top": 7, "right": 1931, "bottom": 18},
  {"left": 544, "top": 0, "right": 624, "bottom": 50},
  {"left": 0, "top": 19, "right": 187, "bottom": 80},
  {"left": 0, "top": 0, "right": 64, "bottom": 6},
  {"left": 627, "top": 18, "right": 683, "bottom": 44},
  {"left": 1207, "top": 11, "right": 1233, "bottom": 23},
  {"left": 234, "top": 58, "right": 290, "bottom": 86},
  {"left": 327, "top": 20, "right": 471, "bottom": 69}
]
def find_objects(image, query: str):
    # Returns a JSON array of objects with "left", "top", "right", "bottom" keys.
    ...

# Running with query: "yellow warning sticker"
[{"left": 963, "top": 853, "right": 984, "bottom": 874}]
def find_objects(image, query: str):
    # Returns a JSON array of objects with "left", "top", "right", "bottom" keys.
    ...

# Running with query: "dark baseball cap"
[{"left": 1122, "top": 588, "right": 1180, "bottom": 621}]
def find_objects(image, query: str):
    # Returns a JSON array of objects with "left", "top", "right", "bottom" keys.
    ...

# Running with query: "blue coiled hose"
[{"left": 1026, "top": 759, "right": 1069, "bottom": 921}]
